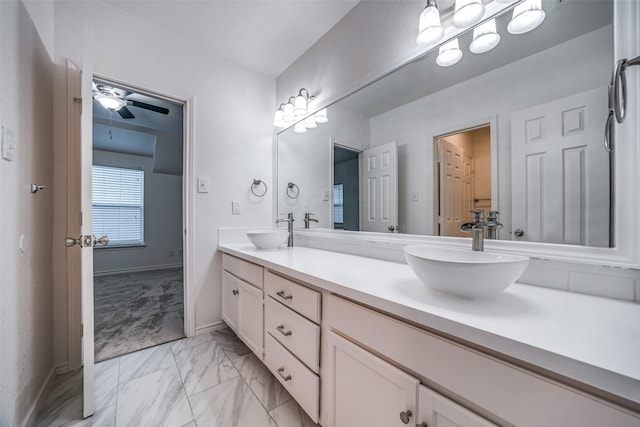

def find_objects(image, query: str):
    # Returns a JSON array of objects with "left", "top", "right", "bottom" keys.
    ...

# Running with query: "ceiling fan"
[{"left": 92, "top": 83, "right": 169, "bottom": 119}]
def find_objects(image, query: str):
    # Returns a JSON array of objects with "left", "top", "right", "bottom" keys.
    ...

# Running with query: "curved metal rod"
[
  {"left": 286, "top": 182, "right": 299, "bottom": 199},
  {"left": 604, "top": 109, "right": 615, "bottom": 153},
  {"left": 613, "top": 55, "right": 640, "bottom": 124},
  {"left": 250, "top": 179, "right": 268, "bottom": 197}
]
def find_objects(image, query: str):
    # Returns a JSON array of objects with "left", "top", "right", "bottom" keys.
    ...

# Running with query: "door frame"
[
  {"left": 66, "top": 74, "right": 196, "bottom": 369},
  {"left": 431, "top": 116, "right": 498, "bottom": 235},
  {"left": 330, "top": 141, "right": 363, "bottom": 230}
]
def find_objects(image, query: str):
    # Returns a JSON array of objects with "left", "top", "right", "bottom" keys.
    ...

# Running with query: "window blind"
[
  {"left": 333, "top": 183, "right": 344, "bottom": 224},
  {"left": 92, "top": 165, "right": 144, "bottom": 246}
]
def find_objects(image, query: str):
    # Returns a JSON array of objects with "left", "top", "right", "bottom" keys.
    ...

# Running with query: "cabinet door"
[
  {"left": 418, "top": 385, "right": 497, "bottom": 427},
  {"left": 222, "top": 271, "right": 239, "bottom": 332},
  {"left": 238, "top": 278, "right": 264, "bottom": 358},
  {"left": 326, "top": 331, "right": 418, "bottom": 427}
]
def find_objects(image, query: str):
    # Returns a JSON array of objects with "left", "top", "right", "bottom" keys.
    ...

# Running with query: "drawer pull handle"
[
  {"left": 276, "top": 367, "right": 292, "bottom": 381},
  {"left": 232, "top": 289, "right": 239, "bottom": 296},
  {"left": 399, "top": 410, "right": 412, "bottom": 424},
  {"left": 276, "top": 290, "right": 293, "bottom": 301},
  {"left": 276, "top": 324, "right": 292, "bottom": 336}
]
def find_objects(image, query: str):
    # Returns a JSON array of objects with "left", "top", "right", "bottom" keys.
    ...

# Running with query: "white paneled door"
[
  {"left": 361, "top": 141, "right": 398, "bottom": 232},
  {"left": 511, "top": 87, "right": 609, "bottom": 246},
  {"left": 439, "top": 138, "right": 473, "bottom": 237}
]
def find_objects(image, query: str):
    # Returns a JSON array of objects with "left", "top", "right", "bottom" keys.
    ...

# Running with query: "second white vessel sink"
[
  {"left": 404, "top": 245, "right": 529, "bottom": 299},
  {"left": 246, "top": 229, "right": 289, "bottom": 250}
]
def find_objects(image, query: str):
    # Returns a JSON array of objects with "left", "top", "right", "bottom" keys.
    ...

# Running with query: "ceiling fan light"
[
  {"left": 283, "top": 102, "right": 296, "bottom": 122},
  {"left": 469, "top": 19, "right": 501, "bottom": 54},
  {"left": 314, "top": 108, "right": 328, "bottom": 124},
  {"left": 304, "top": 115, "right": 317, "bottom": 129},
  {"left": 452, "top": 0, "right": 485, "bottom": 28},
  {"left": 273, "top": 109, "right": 286, "bottom": 128},
  {"left": 95, "top": 94, "right": 126, "bottom": 111},
  {"left": 294, "top": 94, "right": 308, "bottom": 116},
  {"left": 294, "top": 122, "right": 307, "bottom": 133},
  {"left": 508, "top": 0, "right": 545, "bottom": 35},
  {"left": 436, "top": 38, "right": 463, "bottom": 67},
  {"left": 416, "top": 1, "right": 444, "bottom": 46}
]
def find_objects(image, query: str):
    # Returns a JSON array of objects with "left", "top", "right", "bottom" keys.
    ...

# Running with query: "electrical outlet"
[
  {"left": 197, "top": 177, "right": 209, "bottom": 193},
  {"left": 1, "top": 126, "right": 16, "bottom": 161}
]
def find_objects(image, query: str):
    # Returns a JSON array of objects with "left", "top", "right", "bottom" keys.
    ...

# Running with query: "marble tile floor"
[
  {"left": 34, "top": 327, "right": 319, "bottom": 427},
  {"left": 94, "top": 269, "right": 185, "bottom": 361}
]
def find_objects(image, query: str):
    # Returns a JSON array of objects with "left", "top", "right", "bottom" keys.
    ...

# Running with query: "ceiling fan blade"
[
  {"left": 117, "top": 106, "right": 135, "bottom": 119},
  {"left": 128, "top": 100, "right": 169, "bottom": 115}
]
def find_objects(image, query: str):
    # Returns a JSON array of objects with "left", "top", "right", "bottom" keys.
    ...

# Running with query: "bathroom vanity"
[{"left": 218, "top": 243, "right": 640, "bottom": 427}]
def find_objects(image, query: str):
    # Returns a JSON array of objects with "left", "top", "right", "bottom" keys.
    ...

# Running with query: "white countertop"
[{"left": 218, "top": 243, "right": 640, "bottom": 408}]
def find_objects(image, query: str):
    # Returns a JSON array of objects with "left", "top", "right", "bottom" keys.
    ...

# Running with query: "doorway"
[
  {"left": 333, "top": 145, "right": 360, "bottom": 231},
  {"left": 435, "top": 125, "right": 491, "bottom": 238},
  {"left": 92, "top": 78, "right": 185, "bottom": 361}
]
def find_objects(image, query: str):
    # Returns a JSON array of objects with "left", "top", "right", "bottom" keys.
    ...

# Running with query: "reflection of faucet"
[
  {"left": 303, "top": 213, "right": 319, "bottom": 229},
  {"left": 459, "top": 210, "right": 486, "bottom": 251},
  {"left": 276, "top": 213, "right": 294, "bottom": 247},
  {"left": 485, "top": 210, "right": 503, "bottom": 240}
]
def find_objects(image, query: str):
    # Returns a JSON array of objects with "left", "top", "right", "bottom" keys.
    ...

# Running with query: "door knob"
[
  {"left": 65, "top": 237, "right": 82, "bottom": 247},
  {"left": 93, "top": 235, "right": 109, "bottom": 247},
  {"left": 514, "top": 229, "right": 525, "bottom": 237},
  {"left": 399, "top": 410, "right": 412, "bottom": 424}
]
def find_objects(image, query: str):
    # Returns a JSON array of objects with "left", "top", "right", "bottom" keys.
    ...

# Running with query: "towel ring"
[
  {"left": 286, "top": 182, "right": 299, "bottom": 199},
  {"left": 251, "top": 179, "right": 268, "bottom": 197}
]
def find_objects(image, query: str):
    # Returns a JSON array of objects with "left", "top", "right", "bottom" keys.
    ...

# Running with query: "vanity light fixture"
[
  {"left": 314, "top": 108, "right": 328, "bottom": 124},
  {"left": 273, "top": 103, "right": 287, "bottom": 128},
  {"left": 452, "top": 0, "right": 485, "bottom": 29},
  {"left": 416, "top": 0, "right": 445, "bottom": 46},
  {"left": 436, "top": 38, "right": 463, "bottom": 67},
  {"left": 282, "top": 97, "right": 296, "bottom": 122},
  {"left": 294, "top": 88, "right": 312, "bottom": 116},
  {"left": 469, "top": 18, "right": 501, "bottom": 54},
  {"left": 507, "top": 0, "right": 545, "bottom": 35},
  {"left": 293, "top": 121, "right": 307, "bottom": 133},
  {"left": 304, "top": 115, "right": 318, "bottom": 129}
]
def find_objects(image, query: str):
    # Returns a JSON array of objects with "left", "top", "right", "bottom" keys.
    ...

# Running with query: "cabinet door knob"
[
  {"left": 416, "top": 423, "right": 428, "bottom": 427},
  {"left": 276, "top": 290, "right": 293, "bottom": 300},
  {"left": 276, "top": 324, "right": 292, "bottom": 336},
  {"left": 514, "top": 228, "right": 525, "bottom": 237},
  {"left": 276, "top": 367, "right": 292, "bottom": 381},
  {"left": 400, "top": 410, "right": 412, "bottom": 424},
  {"left": 232, "top": 289, "right": 239, "bottom": 296}
]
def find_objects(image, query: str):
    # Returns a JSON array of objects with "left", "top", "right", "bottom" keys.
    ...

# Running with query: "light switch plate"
[
  {"left": 1, "top": 126, "right": 16, "bottom": 161},
  {"left": 232, "top": 200, "right": 241, "bottom": 215},
  {"left": 322, "top": 190, "right": 330, "bottom": 201},
  {"left": 197, "top": 177, "right": 209, "bottom": 193}
]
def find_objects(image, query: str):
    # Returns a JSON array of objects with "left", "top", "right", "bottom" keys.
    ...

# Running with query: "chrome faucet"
[
  {"left": 276, "top": 213, "right": 294, "bottom": 247},
  {"left": 459, "top": 210, "right": 486, "bottom": 251},
  {"left": 485, "top": 210, "right": 503, "bottom": 240},
  {"left": 303, "top": 212, "right": 319, "bottom": 229}
]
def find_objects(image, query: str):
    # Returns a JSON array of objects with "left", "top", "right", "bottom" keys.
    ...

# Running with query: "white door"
[
  {"left": 417, "top": 385, "right": 497, "bottom": 427},
  {"left": 511, "top": 87, "right": 609, "bottom": 246},
  {"left": 237, "top": 279, "right": 264, "bottom": 358},
  {"left": 326, "top": 331, "right": 418, "bottom": 427},
  {"left": 439, "top": 139, "right": 473, "bottom": 237},
  {"left": 361, "top": 141, "right": 398, "bottom": 232}
]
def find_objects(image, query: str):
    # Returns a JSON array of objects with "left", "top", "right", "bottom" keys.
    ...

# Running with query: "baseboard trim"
[
  {"left": 194, "top": 320, "right": 227, "bottom": 336},
  {"left": 21, "top": 365, "right": 56, "bottom": 427},
  {"left": 93, "top": 263, "right": 184, "bottom": 277},
  {"left": 54, "top": 362, "right": 69, "bottom": 375}
]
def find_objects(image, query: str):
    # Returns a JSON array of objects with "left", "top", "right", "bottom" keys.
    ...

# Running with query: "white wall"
[
  {"left": 0, "top": 1, "right": 54, "bottom": 425},
  {"left": 369, "top": 27, "right": 612, "bottom": 236},
  {"left": 51, "top": 0, "right": 275, "bottom": 368},
  {"left": 92, "top": 150, "right": 183, "bottom": 274}
]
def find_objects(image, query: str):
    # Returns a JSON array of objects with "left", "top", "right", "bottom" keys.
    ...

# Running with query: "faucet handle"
[
  {"left": 470, "top": 209, "right": 484, "bottom": 222},
  {"left": 486, "top": 210, "right": 500, "bottom": 221}
]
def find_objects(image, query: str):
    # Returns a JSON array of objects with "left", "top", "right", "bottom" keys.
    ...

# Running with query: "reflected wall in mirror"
[{"left": 277, "top": 0, "right": 613, "bottom": 247}]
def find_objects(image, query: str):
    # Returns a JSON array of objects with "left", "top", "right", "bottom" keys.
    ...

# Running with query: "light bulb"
[
  {"left": 95, "top": 94, "right": 126, "bottom": 111},
  {"left": 508, "top": 0, "right": 545, "bottom": 34},
  {"left": 283, "top": 102, "right": 295, "bottom": 122},
  {"left": 304, "top": 115, "right": 317, "bottom": 129},
  {"left": 469, "top": 19, "right": 500, "bottom": 54},
  {"left": 416, "top": 2, "right": 444, "bottom": 46},
  {"left": 294, "top": 94, "right": 308, "bottom": 116},
  {"left": 436, "top": 38, "right": 462, "bottom": 67},
  {"left": 314, "top": 108, "right": 328, "bottom": 123},
  {"left": 273, "top": 109, "right": 286, "bottom": 128},
  {"left": 452, "top": 0, "right": 485, "bottom": 28},
  {"left": 294, "top": 122, "right": 307, "bottom": 133}
]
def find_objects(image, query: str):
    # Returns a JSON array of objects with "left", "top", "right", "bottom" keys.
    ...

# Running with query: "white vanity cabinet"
[
  {"left": 263, "top": 270, "right": 321, "bottom": 422},
  {"left": 221, "top": 254, "right": 264, "bottom": 358}
]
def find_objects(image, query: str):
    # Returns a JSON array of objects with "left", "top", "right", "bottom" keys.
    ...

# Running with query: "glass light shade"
[
  {"left": 95, "top": 94, "right": 126, "bottom": 111},
  {"left": 436, "top": 39, "right": 463, "bottom": 67},
  {"left": 508, "top": 0, "right": 545, "bottom": 34},
  {"left": 416, "top": 5, "right": 444, "bottom": 46},
  {"left": 452, "top": 0, "right": 485, "bottom": 28},
  {"left": 294, "top": 122, "right": 307, "bottom": 133},
  {"left": 283, "top": 102, "right": 295, "bottom": 122},
  {"left": 314, "top": 108, "right": 328, "bottom": 123},
  {"left": 294, "top": 94, "right": 308, "bottom": 116},
  {"left": 273, "top": 109, "right": 286, "bottom": 128},
  {"left": 304, "top": 115, "right": 317, "bottom": 129},
  {"left": 469, "top": 19, "right": 501, "bottom": 54}
]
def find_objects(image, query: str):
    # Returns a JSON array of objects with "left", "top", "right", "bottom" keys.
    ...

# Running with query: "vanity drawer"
[
  {"left": 223, "top": 253, "right": 263, "bottom": 289},
  {"left": 264, "top": 270, "right": 320, "bottom": 322},
  {"left": 265, "top": 333, "right": 319, "bottom": 423},
  {"left": 265, "top": 296, "right": 320, "bottom": 373}
]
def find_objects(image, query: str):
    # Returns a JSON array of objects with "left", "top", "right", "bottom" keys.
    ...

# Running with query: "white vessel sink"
[
  {"left": 246, "top": 229, "right": 289, "bottom": 250},
  {"left": 404, "top": 245, "right": 529, "bottom": 299}
]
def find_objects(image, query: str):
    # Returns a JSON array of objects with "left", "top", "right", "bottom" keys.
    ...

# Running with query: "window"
[
  {"left": 333, "top": 183, "right": 344, "bottom": 226},
  {"left": 92, "top": 165, "right": 144, "bottom": 246}
]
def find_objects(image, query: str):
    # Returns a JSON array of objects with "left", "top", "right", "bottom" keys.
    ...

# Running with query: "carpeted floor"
[{"left": 94, "top": 268, "right": 185, "bottom": 361}]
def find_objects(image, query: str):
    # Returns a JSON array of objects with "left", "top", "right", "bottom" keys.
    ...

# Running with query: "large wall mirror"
[{"left": 277, "top": 0, "right": 614, "bottom": 247}]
